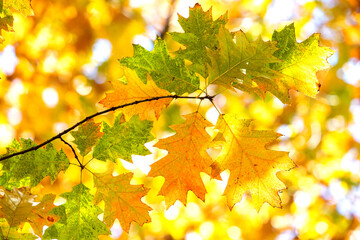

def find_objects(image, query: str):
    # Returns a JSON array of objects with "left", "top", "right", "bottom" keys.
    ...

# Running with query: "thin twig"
[
  {"left": 59, "top": 136, "right": 82, "bottom": 167},
  {"left": 0, "top": 94, "right": 214, "bottom": 162},
  {"left": 159, "top": 0, "right": 177, "bottom": 39}
]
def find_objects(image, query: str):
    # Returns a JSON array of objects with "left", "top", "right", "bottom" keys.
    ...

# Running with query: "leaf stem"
[{"left": 0, "top": 95, "right": 215, "bottom": 162}]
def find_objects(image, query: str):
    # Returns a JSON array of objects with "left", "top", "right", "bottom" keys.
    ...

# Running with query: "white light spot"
[
  {"left": 294, "top": 191, "right": 312, "bottom": 208},
  {"left": 0, "top": 45, "right": 18, "bottom": 75},
  {"left": 199, "top": 221, "right": 214, "bottom": 238},
  {"left": 227, "top": 226, "right": 242, "bottom": 239},
  {"left": 53, "top": 122, "right": 68, "bottom": 134},
  {"left": 0, "top": 124, "right": 15, "bottom": 146},
  {"left": 164, "top": 205, "right": 180, "bottom": 220},
  {"left": 337, "top": 58, "right": 360, "bottom": 86},
  {"left": 42, "top": 87, "right": 59, "bottom": 108},
  {"left": 7, "top": 107, "right": 22, "bottom": 125},
  {"left": 92, "top": 39, "right": 112, "bottom": 63},
  {"left": 185, "top": 232, "right": 202, "bottom": 240},
  {"left": 315, "top": 221, "right": 328, "bottom": 235},
  {"left": 133, "top": 35, "right": 154, "bottom": 51},
  {"left": 110, "top": 219, "right": 123, "bottom": 239}
]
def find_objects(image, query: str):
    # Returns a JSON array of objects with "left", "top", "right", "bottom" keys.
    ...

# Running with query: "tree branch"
[
  {"left": 159, "top": 0, "right": 177, "bottom": 39},
  {"left": 59, "top": 136, "right": 82, "bottom": 167},
  {"left": 0, "top": 94, "right": 214, "bottom": 162}
]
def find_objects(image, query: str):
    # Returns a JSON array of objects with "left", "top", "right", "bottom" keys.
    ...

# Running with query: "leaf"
[
  {"left": 0, "top": 139, "right": 70, "bottom": 189},
  {"left": 269, "top": 23, "right": 335, "bottom": 102},
  {"left": 93, "top": 171, "right": 151, "bottom": 232},
  {"left": 99, "top": 68, "right": 172, "bottom": 121},
  {"left": 208, "top": 27, "right": 280, "bottom": 99},
  {"left": 170, "top": 3, "right": 227, "bottom": 77},
  {"left": 210, "top": 114, "right": 295, "bottom": 210},
  {"left": 0, "top": 225, "right": 36, "bottom": 240},
  {"left": 43, "top": 184, "right": 109, "bottom": 240},
  {"left": 0, "top": 0, "right": 34, "bottom": 44},
  {"left": 27, "top": 194, "right": 59, "bottom": 237},
  {"left": 119, "top": 37, "right": 200, "bottom": 95},
  {"left": 93, "top": 114, "right": 154, "bottom": 162},
  {"left": 71, "top": 119, "right": 104, "bottom": 156},
  {"left": 148, "top": 113, "right": 214, "bottom": 207},
  {"left": 4, "top": 0, "right": 34, "bottom": 16},
  {"left": 0, "top": 187, "right": 35, "bottom": 228}
]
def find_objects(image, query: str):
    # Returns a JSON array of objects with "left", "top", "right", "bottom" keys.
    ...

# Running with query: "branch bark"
[{"left": 0, "top": 94, "right": 214, "bottom": 162}]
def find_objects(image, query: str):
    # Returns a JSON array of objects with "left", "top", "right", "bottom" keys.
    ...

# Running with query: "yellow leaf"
[{"left": 211, "top": 114, "right": 295, "bottom": 210}]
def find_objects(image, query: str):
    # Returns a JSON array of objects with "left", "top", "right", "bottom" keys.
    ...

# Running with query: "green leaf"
[
  {"left": 93, "top": 114, "right": 154, "bottom": 162},
  {"left": 43, "top": 184, "right": 109, "bottom": 240},
  {"left": 119, "top": 37, "right": 199, "bottom": 95},
  {"left": 71, "top": 119, "right": 104, "bottom": 157},
  {"left": 270, "top": 23, "right": 335, "bottom": 103},
  {"left": 0, "top": 139, "right": 70, "bottom": 189},
  {"left": 170, "top": 3, "right": 227, "bottom": 77},
  {"left": 208, "top": 26, "right": 280, "bottom": 99}
]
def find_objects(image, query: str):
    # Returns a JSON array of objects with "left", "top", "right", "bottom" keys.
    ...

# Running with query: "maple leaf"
[
  {"left": 0, "top": 0, "right": 34, "bottom": 44},
  {"left": 93, "top": 114, "right": 154, "bottom": 162},
  {"left": 93, "top": 171, "right": 151, "bottom": 232},
  {"left": 0, "top": 139, "right": 70, "bottom": 189},
  {"left": 71, "top": 119, "right": 104, "bottom": 156},
  {"left": 27, "top": 194, "right": 59, "bottom": 237},
  {"left": 43, "top": 184, "right": 109, "bottom": 240},
  {"left": 170, "top": 3, "right": 227, "bottom": 77},
  {"left": 148, "top": 112, "right": 214, "bottom": 207},
  {"left": 208, "top": 26, "right": 280, "bottom": 99},
  {"left": 99, "top": 68, "right": 172, "bottom": 121},
  {"left": 269, "top": 23, "right": 335, "bottom": 103},
  {"left": 120, "top": 37, "right": 199, "bottom": 95},
  {"left": 210, "top": 114, "right": 295, "bottom": 210}
]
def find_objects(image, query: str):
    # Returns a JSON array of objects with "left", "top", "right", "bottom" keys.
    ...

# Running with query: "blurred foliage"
[{"left": 1, "top": 0, "right": 360, "bottom": 239}]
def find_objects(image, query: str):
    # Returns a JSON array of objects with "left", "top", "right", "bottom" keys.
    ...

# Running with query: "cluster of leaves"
[
  {"left": 0, "top": 3, "right": 334, "bottom": 239},
  {"left": 0, "top": 0, "right": 34, "bottom": 44}
]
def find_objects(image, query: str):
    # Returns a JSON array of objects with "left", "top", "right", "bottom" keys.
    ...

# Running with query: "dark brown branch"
[
  {"left": 59, "top": 136, "right": 82, "bottom": 167},
  {"left": 159, "top": 0, "right": 177, "bottom": 39},
  {"left": 0, "top": 94, "right": 214, "bottom": 162}
]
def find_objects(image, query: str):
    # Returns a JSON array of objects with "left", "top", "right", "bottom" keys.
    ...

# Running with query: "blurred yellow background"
[{"left": 1, "top": 0, "right": 360, "bottom": 239}]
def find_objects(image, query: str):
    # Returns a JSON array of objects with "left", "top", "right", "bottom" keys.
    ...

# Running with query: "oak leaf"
[
  {"left": 43, "top": 184, "right": 109, "bottom": 240},
  {"left": 27, "top": 194, "right": 59, "bottom": 237},
  {"left": 93, "top": 114, "right": 154, "bottom": 162},
  {"left": 99, "top": 68, "right": 172, "bottom": 121},
  {"left": 170, "top": 3, "right": 227, "bottom": 77},
  {"left": 149, "top": 112, "right": 214, "bottom": 207},
  {"left": 0, "top": 139, "right": 70, "bottom": 189},
  {"left": 208, "top": 26, "right": 280, "bottom": 99},
  {"left": 0, "top": 187, "right": 34, "bottom": 228},
  {"left": 120, "top": 37, "right": 199, "bottom": 95},
  {"left": 269, "top": 23, "right": 335, "bottom": 103},
  {"left": 71, "top": 119, "right": 104, "bottom": 156},
  {"left": 211, "top": 114, "right": 295, "bottom": 210},
  {"left": 93, "top": 171, "right": 151, "bottom": 232}
]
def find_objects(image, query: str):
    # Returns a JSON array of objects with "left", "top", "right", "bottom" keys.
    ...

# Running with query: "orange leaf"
[
  {"left": 211, "top": 114, "right": 295, "bottom": 210},
  {"left": 149, "top": 112, "right": 214, "bottom": 207},
  {"left": 28, "top": 194, "right": 59, "bottom": 237},
  {"left": 99, "top": 68, "right": 172, "bottom": 121},
  {"left": 93, "top": 172, "right": 151, "bottom": 232}
]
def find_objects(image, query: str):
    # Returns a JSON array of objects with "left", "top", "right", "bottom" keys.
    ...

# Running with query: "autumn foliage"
[{"left": 2, "top": 0, "right": 355, "bottom": 239}]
